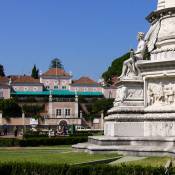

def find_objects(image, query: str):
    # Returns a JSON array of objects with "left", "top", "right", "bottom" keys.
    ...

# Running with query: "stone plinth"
[
  {"left": 111, "top": 79, "right": 144, "bottom": 108},
  {"left": 104, "top": 79, "right": 144, "bottom": 137}
]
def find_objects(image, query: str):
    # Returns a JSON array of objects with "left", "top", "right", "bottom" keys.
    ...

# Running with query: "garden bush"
[
  {"left": 23, "top": 131, "right": 48, "bottom": 139},
  {"left": 0, "top": 162, "right": 168, "bottom": 175},
  {"left": 0, "top": 138, "right": 19, "bottom": 147},
  {"left": 0, "top": 136, "right": 88, "bottom": 147}
]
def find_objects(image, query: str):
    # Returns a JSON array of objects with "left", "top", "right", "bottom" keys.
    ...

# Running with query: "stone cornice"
[{"left": 146, "top": 7, "right": 175, "bottom": 23}]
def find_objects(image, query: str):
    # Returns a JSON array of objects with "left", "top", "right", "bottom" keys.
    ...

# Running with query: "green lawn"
[
  {"left": 120, "top": 157, "right": 170, "bottom": 167},
  {"left": 0, "top": 146, "right": 119, "bottom": 165}
]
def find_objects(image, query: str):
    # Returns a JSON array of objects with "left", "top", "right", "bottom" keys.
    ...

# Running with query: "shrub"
[
  {"left": 0, "top": 162, "right": 167, "bottom": 175},
  {"left": 0, "top": 136, "right": 88, "bottom": 147},
  {"left": 0, "top": 138, "right": 19, "bottom": 147},
  {"left": 23, "top": 131, "right": 48, "bottom": 139}
]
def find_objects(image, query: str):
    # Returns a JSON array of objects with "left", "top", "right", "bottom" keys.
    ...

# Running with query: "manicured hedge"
[
  {"left": 0, "top": 162, "right": 168, "bottom": 175},
  {"left": 0, "top": 138, "right": 19, "bottom": 147},
  {"left": 19, "top": 136, "right": 88, "bottom": 147},
  {"left": 0, "top": 136, "right": 88, "bottom": 147},
  {"left": 23, "top": 131, "right": 48, "bottom": 139}
]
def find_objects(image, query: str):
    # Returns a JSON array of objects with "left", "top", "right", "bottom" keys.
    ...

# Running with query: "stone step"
[{"left": 72, "top": 143, "right": 175, "bottom": 157}]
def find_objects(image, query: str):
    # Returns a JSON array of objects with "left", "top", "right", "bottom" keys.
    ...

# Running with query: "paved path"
[{"left": 109, "top": 156, "right": 147, "bottom": 165}]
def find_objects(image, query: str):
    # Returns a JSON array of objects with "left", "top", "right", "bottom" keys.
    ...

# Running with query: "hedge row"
[
  {"left": 0, "top": 162, "right": 168, "bottom": 175},
  {"left": 0, "top": 136, "right": 88, "bottom": 147}
]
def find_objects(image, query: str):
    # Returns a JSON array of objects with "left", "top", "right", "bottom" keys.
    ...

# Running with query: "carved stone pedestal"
[{"left": 104, "top": 79, "right": 144, "bottom": 137}]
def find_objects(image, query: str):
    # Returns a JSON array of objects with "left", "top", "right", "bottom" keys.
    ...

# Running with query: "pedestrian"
[{"left": 14, "top": 126, "right": 18, "bottom": 137}]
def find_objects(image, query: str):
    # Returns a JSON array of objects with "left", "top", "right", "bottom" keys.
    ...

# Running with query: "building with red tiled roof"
[
  {"left": 42, "top": 68, "right": 71, "bottom": 78},
  {"left": 11, "top": 76, "right": 43, "bottom": 92},
  {"left": 41, "top": 68, "right": 72, "bottom": 90},
  {"left": 70, "top": 76, "right": 102, "bottom": 93}
]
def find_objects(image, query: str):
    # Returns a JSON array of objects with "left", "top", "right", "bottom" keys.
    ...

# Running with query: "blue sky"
[{"left": 0, "top": 0, "right": 157, "bottom": 80}]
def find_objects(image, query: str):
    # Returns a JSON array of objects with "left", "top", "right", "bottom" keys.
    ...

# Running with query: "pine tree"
[
  {"left": 49, "top": 58, "right": 64, "bottom": 69},
  {"left": 0, "top": 64, "right": 5, "bottom": 77},
  {"left": 31, "top": 65, "right": 39, "bottom": 79}
]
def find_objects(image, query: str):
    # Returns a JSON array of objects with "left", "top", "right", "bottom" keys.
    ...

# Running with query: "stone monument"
[{"left": 73, "top": 0, "right": 175, "bottom": 156}]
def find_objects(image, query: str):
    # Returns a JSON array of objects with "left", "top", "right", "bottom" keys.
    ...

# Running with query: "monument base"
[{"left": 72, "top": 136, "right": 175, "bottom": 156}]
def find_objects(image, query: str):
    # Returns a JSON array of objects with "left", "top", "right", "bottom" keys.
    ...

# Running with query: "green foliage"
[
  {"left": 92, "top": 98, "right": 114, "bottom": 115},
  {"left": 0, "top": 162, "right": 167, "bottom": 175},
  {"left": 19, "top": 137, "right": 88, "bottom": 147},
  {"left": 0, "top": 64, "right": 5, "bottom": 77},
  {"left": 102, "top": 52, "right": 130, "bottom": 85},
  {"left": 0, "top": 99, "right": 22, "bottom": 118},
  {"left": 0, "top": 138, "right": 19, "bottom": 147},
  {"left": 23, "top": 131, "right": 48, "bottom": 138},
  {"left": 22, "top": 104, "right": 44, "bottom": 118},
  {"left": 31, "top": 64, "right": 39, "bottom": 79},
  {"left": 50, "top": 58, "right": 64, "bottom": 69},
  {"left": 0, "top": 137, "right": 88, "bottom": 147}
]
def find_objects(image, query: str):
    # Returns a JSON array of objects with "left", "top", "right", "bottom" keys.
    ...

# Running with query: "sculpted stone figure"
[
  {"left": 120, "top": 32, "right": 146, "bottom": 79},
  {"left": 148, "top": 87, "right": 155, "bottom": 105},
  {"left": 164, "top": 83, "right": 174, "bottom": 105}
]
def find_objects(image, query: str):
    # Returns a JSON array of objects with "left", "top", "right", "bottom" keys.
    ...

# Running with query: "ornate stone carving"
[
  {"left": 116, "top": 86, "right": 127, "bottom": 102},
  {"left": 145, "top": 20, "right": 161, "bottom": 53},
  {"left": 127, "top": 88, "right": 143, "bottom": 100},
  {"left": 147, "top": 79, "right": 175, "bottom": 107}
]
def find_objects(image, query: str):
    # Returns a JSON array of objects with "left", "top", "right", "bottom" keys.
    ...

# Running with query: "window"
[
  {"left": 65, "top": 109, "right": 71, "bottom": 116},
  {"left": 54, "top": 86, "right": 58, "bottom": 89},
  {"left": 46, "top": 80, "right": 50, "bottom": 85},
  {"left": 56, "top": 109, "right": 62, "bottom": 116},
  {"left": 14, "top": 87, "right": 18, "bottom": 91},
  {"left": 46, "top": 86, "right": 50, "bottom": 90},
  {"left": 24, "top": 87, "right": 28, "bottom": 91},
  {"left": 54, "top": 81, "right": 58, "bottom": 85},
  {"left": 84, "top": 88, "right": 88, "bottom": 92},
  {"left": 62, "top": 80, "right": 66, "bottom": 85},
  {"left": 75, "top": 88, "right": 79, "bottom": 91},
  {"left": 33, "top": 87, "right": 38, "bottom": 91},
  {"left": 93, "top": 88, "right": 97, "bottom": 92},
  {"left": 62, "top": 86, "right": 66, "bottom": 90}
]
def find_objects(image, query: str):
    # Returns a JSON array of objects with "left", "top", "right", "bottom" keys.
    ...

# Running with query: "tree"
[
  {"left": 0, "top": 99, "right": 22, "bottom": 118},
  {"left": 49, "top": 58, "right": 64, "bottom": 69},
  {"left": 22, "top": 104, "right": 44, "bottom": 118},
  {"left": 31, "top": 65, "right": 39, "bottom": 79},
  {"left": 91, "top": 98, "right": 114, "bottom": 115},
  {"left": 102, "top": 52, "right": 130, "bottom": 85},
  {"left": 0, "top": 64, "right": 5, "bottom": 77}
]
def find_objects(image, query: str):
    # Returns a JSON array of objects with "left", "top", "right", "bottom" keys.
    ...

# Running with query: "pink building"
[
  {"left": 11, "top": 76, "right": 43, "bottom": 92},
  {"left": 70, "top": 77, "right": 102, "bottom": 93},
  {"left": 0, "top": 77, "right": 10, "bottom": 99},
  {"left": 41, "top": 68, "right": 72, "bottom": 90}
]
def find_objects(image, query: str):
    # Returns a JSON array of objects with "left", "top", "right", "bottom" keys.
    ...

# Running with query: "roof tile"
[
  {"left": 71, "top": 77, "right": 100, "bottom": 86},
  {"left": 42, "top": 68, "right": 70, "bottom": 77}
]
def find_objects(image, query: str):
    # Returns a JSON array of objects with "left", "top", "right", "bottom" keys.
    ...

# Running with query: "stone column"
[
  {"left": 49, "top": 90, "right": 53, "bottom": 118},
  {"left": 144, "top": 77, "right": 148, "bottom": 107},
  {"left": 100, "top": 111, "right": 104, "bottom": 130},
  {"left": 80, "top": 110, "right": 83, "bottom": 119},
  {"left": 74, "top": 94, "right": 79, "bottom": 118},
  {"left": 0, "top": 112, "right": 2, "bottom": 125},
  {"left": 22, "top": 112, "right": 26, "bottom": 133}
]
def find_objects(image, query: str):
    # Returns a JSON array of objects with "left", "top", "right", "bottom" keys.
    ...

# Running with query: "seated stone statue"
[{"left": 120, "top": 32, "right": 146, "bottom": 79}]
